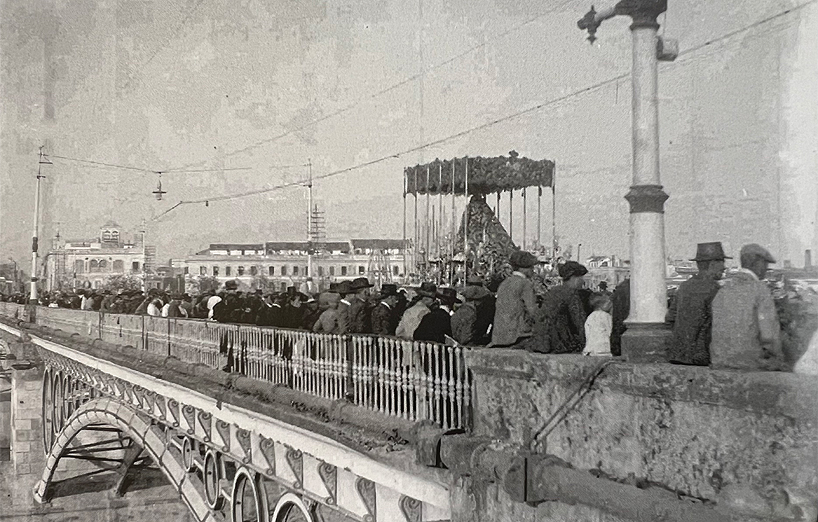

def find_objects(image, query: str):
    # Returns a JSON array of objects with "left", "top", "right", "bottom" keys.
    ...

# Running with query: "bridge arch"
[
  {"left": 271, "top": 492, "right": 314, "bottom": 522},
  {"left": 33, "top": 398, "right": 212, "bottom": 521}
]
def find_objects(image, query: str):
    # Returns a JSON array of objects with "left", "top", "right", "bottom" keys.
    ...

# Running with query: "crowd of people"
[{"left": 1, "top": 240, "right": 814, "bottom": 373}]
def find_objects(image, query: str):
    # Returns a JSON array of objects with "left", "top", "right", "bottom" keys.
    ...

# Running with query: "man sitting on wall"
[
  {"left": 711, "top": 244, "right": 786, "bottom": 371},
  {"left": 665, "top": 242, "right": 728, "bottom": 366}
]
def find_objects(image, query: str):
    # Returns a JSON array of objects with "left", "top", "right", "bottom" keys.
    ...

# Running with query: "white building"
[
  {"left": 184, "top": 239, "right": 408, "bottom": 292},
  {"left": 43, "top": 222, "right": 149, "bottom": 291}
]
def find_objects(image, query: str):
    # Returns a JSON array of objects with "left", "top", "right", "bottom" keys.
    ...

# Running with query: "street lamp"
[
  {"left": 578, "top": 243, "right": 582, "bottom": 262},
  {"left": 577, "top": 0, "right": 677, "bottom": 361}
]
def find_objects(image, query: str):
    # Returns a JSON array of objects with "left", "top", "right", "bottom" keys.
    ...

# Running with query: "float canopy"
[{"left": 405, "top": 151, "right": 554, "bottom": 196}]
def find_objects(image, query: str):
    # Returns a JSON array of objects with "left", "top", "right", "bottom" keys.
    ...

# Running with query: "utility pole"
[
  {"left": 30, "top": 147, "right": 51, "bottom": 304},
  {"left": 307, "top": 159, "right": 313, "bottom": 278},
  {"left": 141, "top": 219, "right": 147, "bottom": 292},
  {"left": 578, "top": 0, "right": 678, "bottom": 361}
]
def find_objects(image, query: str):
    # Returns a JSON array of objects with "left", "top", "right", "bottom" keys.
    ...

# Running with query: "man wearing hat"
[
  {"left": 452, "top": 284, "right": 492, "bottom": 345},
  {"left": 347, "top": 277, "right": 373, "bottom": 334},
  {"left": 531, "top": 260, "right": 589, "bottom": 353},
  {"left": 371, "top": 283, "right": 399, "bottom": 335},
  {"left": 490, "top": 250, "right": 539, "bottom": 347},
  {"left": 414, "top": 288, "right": 461, "bottom": 343},
  {"left": 711, "top": 244, "right": 785, "bottom": 371},
  {"left": 336, "top": 281, "right": 354, "bottom": 334},
  {"left": 665, "top": 242, "right": 729, "bottom": 366},
  {"left": 396, "top": 282, "right": 437, "bottom": 340}
]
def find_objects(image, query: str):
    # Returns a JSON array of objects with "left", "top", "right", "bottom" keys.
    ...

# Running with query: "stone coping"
[{"left": 466, "top": 348, "right": 818, "bottom": 423}]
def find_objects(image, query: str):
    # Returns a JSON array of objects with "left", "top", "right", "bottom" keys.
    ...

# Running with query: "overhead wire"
[
  {"left": 49, "top": 153, "right": 252, "bottom": 175},
  {"left": 170, "top": 0, "right": 583, "bottom": 170},
  {"left": 118, "top": 0, "right": 209, "bottom": 94},
  {"left": 153, "top": 1, "right": 815, "bottom": 214}
]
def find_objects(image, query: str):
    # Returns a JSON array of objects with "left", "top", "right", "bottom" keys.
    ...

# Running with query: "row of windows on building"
[
  {"left": 197, "top": 264, "right": 400, "bottom": 277},
  {"left": 73, "top": 260, "right": 141, "bottom": 273}
]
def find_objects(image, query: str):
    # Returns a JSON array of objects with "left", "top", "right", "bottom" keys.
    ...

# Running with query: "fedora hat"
[
  {"left": 690, "top": 242, "right": 731, "bottom": 262},
  {"left": 461, "top": 285, "right": 491, "bottom": 301},
  {"left": 350, "top": 277, "right": 373, "bottom": 291},
  {"left": 436, "top": 287, "right": 462, "bottom": 305},
  {"left": 379, "top": 283, "right": 398, "bottom": 297},
  {"left": 336, "top": 281, "right": 353, "bottom": 295},
  {"left": 416, "top": 282, "right": 437, "bottom": 298}
]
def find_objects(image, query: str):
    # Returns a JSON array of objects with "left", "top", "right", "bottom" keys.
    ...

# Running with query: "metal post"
[
  {"left": 620, "top": 1, "right": 670, "bottom": 324},
  {"left": 522, "top": 187, "right": 528, "bottom": 251},
  {"left": 30, "top": 147, "right": 49, "bottom": 304},
  {"left": 307, "top": 159, "right": 313, "bottom": 278},
  {"left": 537, "top": 186, "right": 543, "bottom": 251},
  {"left": 438, "top": 164, "right": 443, "bottom": 260},
  {"left": 425, "top": 166, "right": 431, "bottom": 269},
  {"left": 141, "top": 220, "right": 147, "bottom": 292},
  {"left": 401, "top": 169, "right": 408, "bottom": 282},
  {"left": 463, "top": 157, "right": 469, "bottom": 282},
  {"left": 414, "top": 169, "right": 419, "bottom": 274},
  {"left": 509, "top": 190, "right": 514, "bottom": 244},
  {"left": 577, "top": 0, "right": 672, "bottom": 360},
  {"left": 450, "top": 159, "right": 456, "bottom": 283},
  {"left": 552, "top": 182, "right": 557, "bottom": 259}
]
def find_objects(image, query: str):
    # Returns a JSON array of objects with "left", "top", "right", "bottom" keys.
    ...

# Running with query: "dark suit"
[
  {"left": 347, "top": 297, "right": 371, "bottom": 334},
  {"left": 371, "top": 301, "right": 396, "bottom": 335},
  {"left": 414, "top": 307, "right": 452, "bottom": 344}
]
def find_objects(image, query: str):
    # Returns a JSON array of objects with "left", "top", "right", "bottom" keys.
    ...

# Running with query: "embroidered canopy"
[{"left": 404, "top": 151, "right": 554, "bottom": 196}]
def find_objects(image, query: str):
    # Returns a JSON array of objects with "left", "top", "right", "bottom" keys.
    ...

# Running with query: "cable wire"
[
  {"left": 170, "top": 0, "right": 582, "bottom": 170},
  {"left": 119, "top": 0, "right": 208, "bottom": 94},
  {"left": 49, "top": 153, "right": 251, "bottom": 175},
  {"left": 111, "top": 1, "right": 818, "bottom": 217}
]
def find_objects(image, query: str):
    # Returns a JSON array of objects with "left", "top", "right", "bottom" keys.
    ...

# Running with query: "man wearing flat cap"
[
  {"left": 452, "top": 284, "right": 492, "bottom": 345},
  {"left": 666, "top": 242, "right": 729, "bottom": 366},
  {"left": 490, "top": 250, "right": 538, "bottom": 347},
  {"left": 711, "top": 243, "right": 785, "bottom": 371}
]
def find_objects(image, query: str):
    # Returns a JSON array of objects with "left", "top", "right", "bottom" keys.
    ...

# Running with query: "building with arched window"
[{"left": 44, "top": 222, "right": 150, "bottom": 291}]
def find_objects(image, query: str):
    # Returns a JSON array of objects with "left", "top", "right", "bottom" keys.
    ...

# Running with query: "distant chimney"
[{"left": 806, "top": 249, "right": 812, "bottom": 268}]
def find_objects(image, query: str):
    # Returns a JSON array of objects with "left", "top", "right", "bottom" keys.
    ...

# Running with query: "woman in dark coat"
[{"left": 530, "top": 261, "right": 588, "bottom": 353}]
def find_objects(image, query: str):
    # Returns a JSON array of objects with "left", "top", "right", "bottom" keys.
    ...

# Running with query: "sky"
[{"left": 1, "top": 0, "right": 816, "bottom": 270}]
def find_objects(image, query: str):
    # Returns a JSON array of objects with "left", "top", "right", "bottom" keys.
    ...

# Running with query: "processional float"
[{"left": 402, "top": 151, "right": 555, "bottom": 285}]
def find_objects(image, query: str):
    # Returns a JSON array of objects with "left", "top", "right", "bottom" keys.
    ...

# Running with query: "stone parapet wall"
[{"left": 463, "top": 349, "right": 818, "bottom": 521}]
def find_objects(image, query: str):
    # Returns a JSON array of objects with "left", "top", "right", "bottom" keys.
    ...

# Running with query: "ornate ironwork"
[
  {"left": 285, "top": 447, "right": 304, "bottom": 489},
  {"left": 355, "top": 477, "right": 377, "bottom": 522},
  {"left": 318, "top": 462, "right": 337, "bottom": 505}
]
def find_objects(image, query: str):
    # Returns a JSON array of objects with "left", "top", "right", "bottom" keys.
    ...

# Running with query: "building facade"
[
  {"left": 44, "top": 222, "right": 149, "bottom": 291},
  {"left": 184, "top": 239, "right": 408, "bottom": 293}
]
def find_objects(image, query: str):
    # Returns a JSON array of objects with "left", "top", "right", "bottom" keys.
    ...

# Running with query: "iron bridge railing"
[{"left": 10, "top": 305, "right": 472, "bottom": 430}]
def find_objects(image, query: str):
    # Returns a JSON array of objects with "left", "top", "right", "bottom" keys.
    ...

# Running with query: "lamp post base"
[{"left": 620, "top": 322, "right": 671, "bottom": 363}]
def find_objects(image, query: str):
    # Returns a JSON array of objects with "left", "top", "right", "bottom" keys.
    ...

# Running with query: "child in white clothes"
[{"left": 583, "top": 293, "right": 613, "bottom": 356}]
